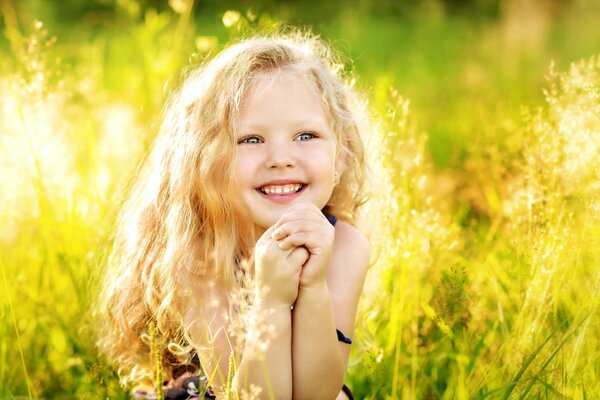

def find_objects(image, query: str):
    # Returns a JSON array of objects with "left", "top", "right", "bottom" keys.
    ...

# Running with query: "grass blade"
[{"left": 0, "top": 256, "right": 34, "bottom": 399}]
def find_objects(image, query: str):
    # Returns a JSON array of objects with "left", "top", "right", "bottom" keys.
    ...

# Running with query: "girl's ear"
[{"left": 334, "top": 154, "right": 347, "bottom": 186}]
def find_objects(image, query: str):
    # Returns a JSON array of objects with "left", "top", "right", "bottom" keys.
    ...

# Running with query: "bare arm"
[
  {"left": 186, "top": 283, "right": 294, "bottom": 399},
  {"left": 271, "top": 204, "right": 370, "bottom": 400},
  {"left": 292, "top": 282, "right": 344, "bottom": 400},
  {"left": 291, "top": 222, "right": 370, "bottom": 400},
  {"left": 234, "top": 300, "right": 293, "bottom": 399},
  {"left": 187, "top": 225, "right": 307, "bottom": 399}
]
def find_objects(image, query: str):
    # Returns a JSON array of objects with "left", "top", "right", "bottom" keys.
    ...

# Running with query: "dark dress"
[{"left": 134, "top": 213, "right": 355, "bottom": 400}]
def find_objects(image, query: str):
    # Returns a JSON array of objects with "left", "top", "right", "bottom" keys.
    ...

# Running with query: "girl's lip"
[
  {"left": 256, "top": 184, "right": 306, "bottom": 204},
  {"left": 255, "top": 179, "right": 305, "bottom": 188}
]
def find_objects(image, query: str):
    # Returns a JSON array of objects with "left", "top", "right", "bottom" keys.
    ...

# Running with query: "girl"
[{"left": 96, "top": 32, "right": 371, "bottom": 400}]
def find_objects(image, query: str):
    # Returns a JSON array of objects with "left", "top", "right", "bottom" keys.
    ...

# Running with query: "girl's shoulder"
[
  {"left": 327, "top": 219, "right": 370, "bottom": 348},
  {"left": 333, "top": 220, "right": 369, "bottom": 250},
  {"left": 331, "top": 220, "right": 370, "bottom": 274}
]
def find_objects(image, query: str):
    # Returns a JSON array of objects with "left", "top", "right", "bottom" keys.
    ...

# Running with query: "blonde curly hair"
[{"left": 95, "top": 31, "right": 371, "bottom": 388}]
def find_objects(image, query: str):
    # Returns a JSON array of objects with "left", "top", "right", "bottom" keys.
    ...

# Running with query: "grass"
[{"left": 0, "top": 0, "right": 599, "bottom": 398}]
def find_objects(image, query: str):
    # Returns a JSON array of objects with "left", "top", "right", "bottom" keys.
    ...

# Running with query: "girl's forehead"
[
  {"left": 245, "top": 69, "right": 321, "bottom": 101},
  {"left": 232, "top": 69, "right": 338, "bottom": 138},
  {"left": 239, "top": 71, "right": 329, "bottom": 124}
]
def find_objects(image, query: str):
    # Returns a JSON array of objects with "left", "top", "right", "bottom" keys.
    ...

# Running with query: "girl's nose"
[{"left": 265, "top": 141, "right": 296, "bottom": 169}]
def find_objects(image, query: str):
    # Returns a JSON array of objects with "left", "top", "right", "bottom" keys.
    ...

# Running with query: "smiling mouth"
[{"left": 257, "top": 183, "right": 305, "bottom": 195}]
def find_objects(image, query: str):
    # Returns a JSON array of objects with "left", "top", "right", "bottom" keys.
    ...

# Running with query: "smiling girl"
[{"left": 96, "top": 32, "right": 372, "bottom": 400}]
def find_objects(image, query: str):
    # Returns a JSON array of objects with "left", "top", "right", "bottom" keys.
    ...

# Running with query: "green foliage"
[{"left": 0, "top": 0, "right": 599, "bottom": 398}]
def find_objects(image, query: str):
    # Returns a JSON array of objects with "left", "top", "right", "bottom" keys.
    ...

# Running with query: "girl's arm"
[
  {"left": 186, "top": 282, "right": 294, "bottom": 399},
  {"left": 291, "top": 221, "right": 370, "bottom": 400},
  {"left": 186, "top": 226, "right": 306, "bottom": 399},
  {"left": 234, "top": 299, "right": 293, "bottom": 399}
]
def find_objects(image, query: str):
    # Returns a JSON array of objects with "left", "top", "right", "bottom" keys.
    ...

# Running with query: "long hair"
[{"left": 95, "top": 31, "right": 371, "bottom": 387}]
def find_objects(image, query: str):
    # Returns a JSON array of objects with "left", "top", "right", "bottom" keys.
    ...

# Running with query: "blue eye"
[
  {"left": 238, "top": 136, "right": 262, "bottom": 144},
  {"left": 296, "top": 132, "right": 317, "bottom": 141}
]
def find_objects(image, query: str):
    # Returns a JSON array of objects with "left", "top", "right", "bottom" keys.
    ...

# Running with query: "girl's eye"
[
  {"left": 238, "top": 136, "right": 262, "bottom": 144},
  {"left": 296, "top": 132, "right": 317, "bottom": 141}
]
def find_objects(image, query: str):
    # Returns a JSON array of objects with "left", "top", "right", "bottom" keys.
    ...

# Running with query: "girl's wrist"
[
  {"left": 298, "top": 280, "right": 329, "bottom": 295},
  {"left": 255, "top": 296, "right": 295, "bottom": 312}
]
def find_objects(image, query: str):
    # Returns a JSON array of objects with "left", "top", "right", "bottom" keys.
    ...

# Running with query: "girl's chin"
[
  {"left": 253, "top": 212, "right": 285, "bottom": 231},
  {"left": 256, "top": 218, "right": 280, "bottom": 230}
]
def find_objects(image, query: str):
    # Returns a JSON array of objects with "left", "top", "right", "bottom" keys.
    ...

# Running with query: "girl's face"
[{"left": 235, "top": 71, "right": 337, "bottom": 230}]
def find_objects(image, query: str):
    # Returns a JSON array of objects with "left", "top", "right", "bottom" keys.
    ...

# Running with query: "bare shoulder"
[
  {"left": 332, "top": 221, "right": 371, "bottom": 272},
  {"left": 327, "top": 221, "right": 370, "bottom": 361},
  {"left": 327, "top": 221, "right": 370, "bottom": 301}
]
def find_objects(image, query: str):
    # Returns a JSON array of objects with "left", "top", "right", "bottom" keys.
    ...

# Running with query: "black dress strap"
[
  {"left": 341, "top": 384, "right": 355, "bottom": 400},
  {"left": 336, "top": 328, "right": 352, "bottom": 344},
  {"left": 324, "top": 213, "right": 337, "bottom": 226}
]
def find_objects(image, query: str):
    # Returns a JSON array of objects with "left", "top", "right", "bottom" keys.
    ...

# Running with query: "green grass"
[{"left": 0, "top": 0, "right": 599, "bottom": 398}]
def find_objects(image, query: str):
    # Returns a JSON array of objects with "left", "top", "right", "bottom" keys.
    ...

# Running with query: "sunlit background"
[{"left": 1, "top": 0, "right": 599, "bottom": 398}]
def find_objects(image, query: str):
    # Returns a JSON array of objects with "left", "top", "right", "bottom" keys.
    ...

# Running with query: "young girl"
[{"left": 96, "top": 32, "right": 371, "bottom": 400}]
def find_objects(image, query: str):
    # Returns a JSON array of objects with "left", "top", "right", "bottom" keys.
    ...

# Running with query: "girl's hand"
[
  {"left": 270, "top": 202, "right": 334, "bottom": 290},
  {"left": 254, "top": 225, "right": 309, "bottom": 306}
]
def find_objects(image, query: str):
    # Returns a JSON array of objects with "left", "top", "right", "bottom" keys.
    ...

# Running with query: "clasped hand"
[{"left": 254, "top": 202, "right": 335, "bottom": 306}]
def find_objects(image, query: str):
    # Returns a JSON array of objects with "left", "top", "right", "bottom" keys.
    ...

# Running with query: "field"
[{"left": 1, "top": 0, "right": 599, "bottom": 398}]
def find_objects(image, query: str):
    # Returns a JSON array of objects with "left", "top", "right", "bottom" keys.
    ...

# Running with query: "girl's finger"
[
  {"left": 287, "top": 246, "right": 309, "bottom": 265},
  {"left": 273, "top": 203, "right": 325, "bottom": 228},
  {"left": 257, "top": 224, "right": 277, "bottom": 244},
  {"left": 271, "top": 219, "right": 324, "bottom": 241},
  {"left": 278, "top": 231, "right": 326, "bottom": 251}
]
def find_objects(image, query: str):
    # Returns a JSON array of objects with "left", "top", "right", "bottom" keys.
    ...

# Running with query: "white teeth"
[{"left": 260, "top": 184, "right": 302, "bottom": 195}]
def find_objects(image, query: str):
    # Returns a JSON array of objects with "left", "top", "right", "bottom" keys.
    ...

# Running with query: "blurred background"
[{"left": 1, "top": 0, "right": 599, "bottom": 398}]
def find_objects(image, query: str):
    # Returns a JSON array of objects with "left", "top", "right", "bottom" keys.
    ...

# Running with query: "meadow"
[{"left": 0, "top": 0, "right": 599, "bottom": 398}]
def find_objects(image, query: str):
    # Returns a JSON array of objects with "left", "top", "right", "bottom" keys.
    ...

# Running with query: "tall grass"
[
  {"left": 0, "top": 1, "right": 599, "bottom": 398},
  {"left": 0, "top": 17, "right": 129, "bottom": 400},
  {"left": 349, "top": 54, "right": 600, "bottom": 400}
]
